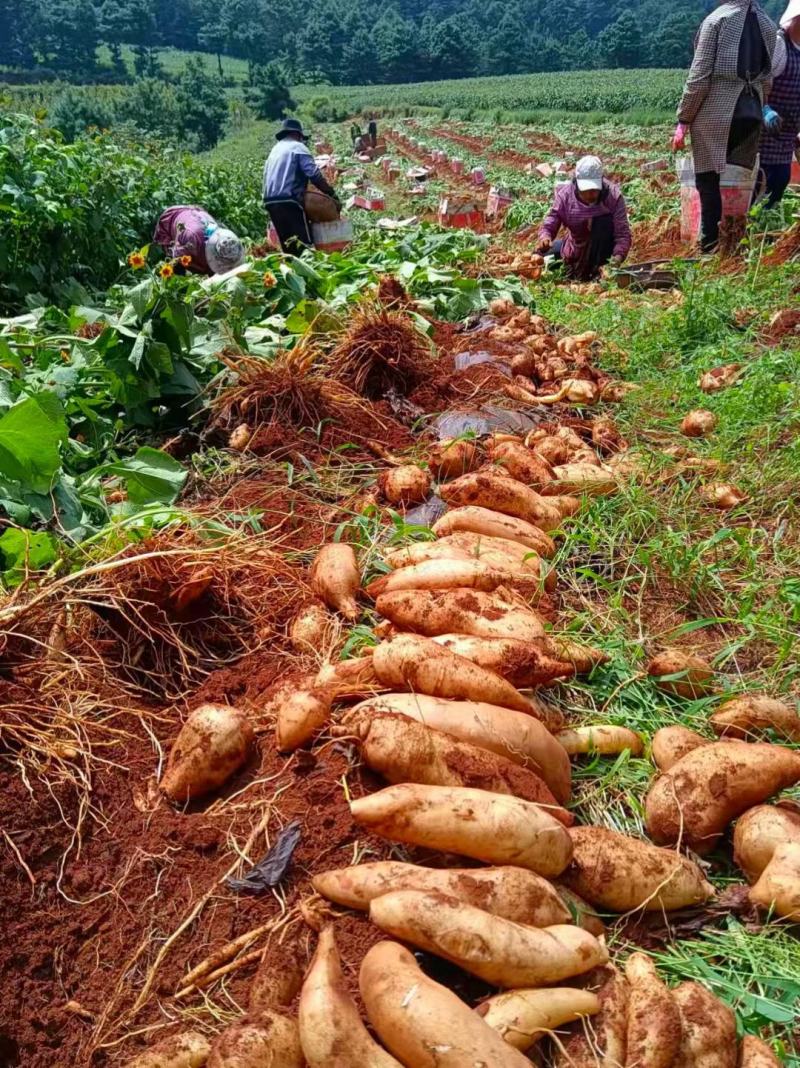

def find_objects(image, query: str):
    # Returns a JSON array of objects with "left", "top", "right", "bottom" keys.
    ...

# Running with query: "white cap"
[
  {"left": 575, "top": 155, "right": 604, "bottom": 191},
  {"left": 206, "top": 228, "right": 245, "bottom": 274}
]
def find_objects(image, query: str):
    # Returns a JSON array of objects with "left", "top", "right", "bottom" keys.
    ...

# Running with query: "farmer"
[
  {"left": 153, "top": 207, "right": 245, "bottom": 275},
  {"left": 368, "top": 118, "right": 378, "bottom": 147},
  {"left": 262, "top": 118, "right": 341, "bottom": 254},
  {"left": 673, "top": 0, "right": 778, "bottom": 252},
  {"left": 760, "top": 0, "right": 800, "bottom": 206},
  {"left": 524, "top": 156, "right": 631, "bottom": 281}
]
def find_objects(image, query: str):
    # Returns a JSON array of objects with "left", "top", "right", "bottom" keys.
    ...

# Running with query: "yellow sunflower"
[
  {"left": 263, "top": 271, "right": 277, "bottom": 288},
  {"left": 127, "top": 252, "right": 146, "bottom": 270},
  {"left": 160, "top": 263, "right": 175, "bottom": 280}
]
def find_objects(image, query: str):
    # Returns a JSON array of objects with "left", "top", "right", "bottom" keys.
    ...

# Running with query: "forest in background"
[{"left": 0, "top": 0, "right": 787, "bottom": 87}]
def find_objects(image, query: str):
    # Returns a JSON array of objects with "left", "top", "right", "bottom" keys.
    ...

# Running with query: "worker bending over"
[
  {"left": 153, "top": 207, "right": 244, "bottom": 275},
  {"left": 262, "top": 119, "right": 341, "bottom": 253},
  {"left": 527, "top": 156, "right": 631, "bottom": 281}
]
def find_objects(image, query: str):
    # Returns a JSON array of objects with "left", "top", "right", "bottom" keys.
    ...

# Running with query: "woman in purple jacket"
[
  {"left": 153, "top": 206, "right": 245, "bottom": 275},
  {"left": 529, "top": 156, "right": 632, "bottom": 281}
]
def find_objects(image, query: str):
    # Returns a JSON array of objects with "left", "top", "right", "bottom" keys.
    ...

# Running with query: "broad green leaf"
[
  {"left": 0, "top": 393, "right": 67, "bottom": 493},
  {"left": 0, "top": 527, "right": 58, "bottom": 585},
  {"left": 100, "top": 447, "right": 187, "bottom": 507}
]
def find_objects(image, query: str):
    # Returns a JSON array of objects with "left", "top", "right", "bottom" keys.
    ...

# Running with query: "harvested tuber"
[
  {"left": 379, "top": 464, "right": 432, "bottom": 506},
  {"left": 275, "top": 687, "right": 332, "bottom": 752},
  {"left": 345, "top": 693, "right": 569, "bottom": 796},
  {"left": 298, "top": 926, "right": 402, "bottom": 1067},
  {"left": 489, "top": 440, "right": 556, "bottom": 489},
  {"left": 647, "top": 648, "right": 715, "bottom": 699},
  {"left": 385, "top": 534, "right": 546, "bottom": 579},
  {"left": 477, "top": 988, "right": 600, "bottom": 1051},
  {"left": 554, "top": 966, "right": 629, "bottom": 1068},
  {"left": 645, "top": 741, "right": 800, "bottom": 852},
  {"left": 432, "top": 505, "right": 556, "bottom": 556},
  {"left": 651, "top": 725, "right": 709, "bottom": 771},
  {"left": 228, "top": 424, "right": 253, "bottom": 452},
  {"left": 749, "top": 841, "right": 800, "bottom": 920},
  {"left": 699, "top": 363, "right": 742, "bottom": 393},
  {"left": 124, "top": 1032, "right": 211, "bottom": 1068},
  {"left": 428, "top": 438, "right": 481, "bottom": 481},
  {"left": 556, "top": 725, "right": 643, "bottom": 757},
  {"left": 548, "top": 638, "right": 610, "bottom": 674},
  {"left": 733, "top": 804, "right": 800, "bottom": 882},
  {"left": 312, "top": 861, "right": 570, "bottom": 925},
  {"left": 739, "top": 1037, "right": 783, "bottom": 1068},
  {"left": 161, "top": 704, "right": 253, "bottom": 803},
  {"left": 554, "top": 886, "right": 606, "bottom": 936},
  {"left": 365, "top": 557, "right": 543, "bottom": 601},
  {"left": 372, "top": 633, "right": 542, "bottom": 715},
  {"left": 429, "top": 634, "right": 574, "bottom": 687},
  {"left": 350, "top": 783, "right": 574, "bottom": 876},
  {"left": 672, "top": 982, "right": 737, "bottom": 1068},
  {"left": 207, "top": 1011, "right": 303, "bottom": 1067},
  {"left": 369, "top": 890, "right": 608, "bottom": 986},
  {"left": 681, "top": 409, "right": 717, "bottom": 437},
  {"left": 288, "top": 602, "right": 333, "bottom": 652},
  {"left": 439, "top": 470, "right": 563, "bottom": 530},
  {"left": 342, "top": 711, "right": 571, "bottom": 821},
  {"left": 249, "top": 941, "right": 304, "bottom": 1013},
  {"left": 561, "top": 826, "right": 713, "bottom": 912},
  {"left": 375, "top": 588, "right": 546, "bottom": 642},
  {"left": 310, "top": 543, "right": 360, "bottom": 620},
  {"left": 701, "top": 482, "right": 748, "bottom": 510},
  {"left": 710, "top": 694, "right": 800, "bottom": 742},
  {"left": 625, "top": 953, "right": 682, "bottom": 1068},
  {"left": 547, "top": 462, "right": 617, "bottom": 497},
  {"left": 313, "top": 655, "right": 379, "bottom": 701},
  {"left": 360, "top": 941, "right": 532, "bottom": 1068}
]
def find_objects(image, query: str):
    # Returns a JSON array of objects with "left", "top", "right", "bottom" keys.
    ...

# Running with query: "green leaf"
[
  {"left": 0, "top": 393, "right": 67, "bottom": 494},
  {"left": 100, "top": 447, "right": 187, "bottom": 507},
  {"left": 0, "top": 527, "right": 58, "bottom": 585}
]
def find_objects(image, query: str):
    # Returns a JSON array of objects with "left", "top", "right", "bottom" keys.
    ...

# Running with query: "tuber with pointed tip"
[
  {"left": 710, "top": 694, "right": 800, "bottom": 742},
  {"left": 749, "top": 841, "right": 800, "bottom": 920},
  {"left": 344, "top": 693, "right": 569, "bottom": 795},
  {"left": 428, "top": 438, "right": 481, "bottom": 481},
  {"left": 312, "top": 861, "right": 570, "bottom": 925},
  {"left": 560, "top": 826, "right": 714, "bottom": 912},
  {"left": 375, "top": 588, "right": 546, "bottom": 642},
  {"left": 310, "top": 543, "right": 360, "bottom": 620},
  {"left": 652, "top": 725, "right": 709, "bottom": 770},
  {"left": 739, "top": 1036, "right": 783, "bottom": 1068},
  {"left": 556, "top": 725, "right": 643, "bottom": 757},
  {"left": 288, "top": 602, "right": 333, "bottom": 652},
  {"left": 432, "top": 505, "right": 556, "bottom": 556},
  {"left": 489, "top": 440, "right": 556, "bottom": 489},
  {"left": 478, "top": 988, "right": 600, "bottom": 1051},
  {"left": 360, "top": 941, "right": 532, "bottom": 1068},
  {"left": 645, "top": 741, "right": 800, "bottom": 853},
  {"left": 554, "top": 966, "right": 629, "bottom": 1068},
  {"left": 351, "top": 783, "right": 574, "bottom": 876},
  {"left": 439, "top": 470, "right": 563, "bottom": 530},
  {"left": 672, "top": 982, "right": 737, "bottom": 1068},
  {"left": 161, "top": 704, "right": 253, "bottom": 803},
  {"left": 298, "top": 926, "right": 402, "bottom": 1067},
  {"left": 428, "top": 634, "right": 574, "bottom": 687},
  {"left": 207, "top": 1011, "right": 304, "bottom": 1068},
  {"left": 625, "top": 953, "right": 682, "bottom": 1068},
  {"left": 124, "top": 1032, "right": 211, "bottom": 1068},
  {"left": 369, "top": 890, "right": 608, "bottom": 987}
]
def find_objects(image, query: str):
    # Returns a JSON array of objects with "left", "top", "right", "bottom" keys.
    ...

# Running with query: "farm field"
[{"left": 1, "top": 98, "right": 800, "bottom": 1068}]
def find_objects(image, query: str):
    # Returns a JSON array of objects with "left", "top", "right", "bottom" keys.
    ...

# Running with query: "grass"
[{"left": 95, "top": 45, "right": 249, "bottom": 81}]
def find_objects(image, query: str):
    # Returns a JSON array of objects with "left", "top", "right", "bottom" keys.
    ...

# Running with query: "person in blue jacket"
[{"left": 262, "top": 118, "right": 340, "bottom": 253}]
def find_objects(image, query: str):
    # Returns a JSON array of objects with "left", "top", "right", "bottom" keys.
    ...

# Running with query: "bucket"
[
  {"left": 471, "top": 167, "right": 486, "bottom": 185},
  {"left": 791, "top": 160, "right": 800, "bottom": 187},
  {"left": 312, "top": 218, "right": 354, "bottom": 253},
  {"left": 451, "top": 158, "right": 464, "bottom": 175},
  {"left": 677, "top": 155, "right": 758, "bottom": 242},
  {"left": 305, "top": 188, "right": 340, "bottom": 223}
]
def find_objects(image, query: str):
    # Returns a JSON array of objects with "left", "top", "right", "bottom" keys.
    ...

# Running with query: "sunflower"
[
  {"left": 160, "top": 263, "right": 175, "bottom": 280},
  {"left": 127, "top": 252, "right": 146, "bottom": 270},
  {"left": 180, "top": 255, "right": 192, "bottom": 267},
  {"left": 263, "top": 271, "right": 278, "bottom": 288}
]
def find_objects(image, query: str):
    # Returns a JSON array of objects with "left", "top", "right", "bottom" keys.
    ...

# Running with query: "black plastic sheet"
[{"left": 226, "top": 819, "right": 302, "bottom": 894}]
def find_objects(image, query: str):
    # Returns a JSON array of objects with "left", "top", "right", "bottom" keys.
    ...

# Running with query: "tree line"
[{"left": 1, "top": 0, "right": 786, "bottom": 86}]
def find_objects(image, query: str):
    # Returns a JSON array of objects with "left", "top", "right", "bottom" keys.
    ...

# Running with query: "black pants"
[
  {"left": 265, "top": 198, "right": 313, "bottom": 254},
  {"left": 552, "top": 214, "right": 615, "bottom": 281},
  {"left": 762, "top": 162, "right": 792, "bottom": 208},
  {"left": 695, "top": 117, "right": 761, "bottom": 252}
]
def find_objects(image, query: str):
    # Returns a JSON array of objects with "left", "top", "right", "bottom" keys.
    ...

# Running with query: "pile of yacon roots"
[{"left": 126, "top": 307, "right": 800, "bottom": 1068}]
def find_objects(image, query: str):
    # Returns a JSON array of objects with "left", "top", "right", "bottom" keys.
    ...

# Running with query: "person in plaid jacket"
[
  {"left": 760, "top": 0, "right": 800, "bottom": 206},
  {"left": 674, "top": 0, "right": 778, "bottom": 251}
]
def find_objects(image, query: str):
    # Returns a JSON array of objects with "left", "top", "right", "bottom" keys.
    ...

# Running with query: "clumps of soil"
[
  {"left": 763, "top": 221, "right": 800, "bottom": 266},
  {"left": 761, "top": 307, "right": 800, "bottom": 345},
  {"left": 327, "top": 303, "right": 433, "bottom": 399}
]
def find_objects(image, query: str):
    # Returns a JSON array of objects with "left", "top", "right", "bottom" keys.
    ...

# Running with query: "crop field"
[{"left": 1, "top": 98, "right": 799, "bottom": 1068}]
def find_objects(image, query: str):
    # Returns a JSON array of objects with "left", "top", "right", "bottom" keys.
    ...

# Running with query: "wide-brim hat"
[{"left": 276, "top": 118, "right": 308, "bottom": 141}]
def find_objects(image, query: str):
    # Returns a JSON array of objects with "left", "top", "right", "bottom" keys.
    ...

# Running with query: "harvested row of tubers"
[{"left": 138, "top": 306, "right": 795, "bottom": 1067}]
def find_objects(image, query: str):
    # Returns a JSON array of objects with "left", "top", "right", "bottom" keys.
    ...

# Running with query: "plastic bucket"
[
  {"left": 312, "top": 218, "right": 354, "bottom": 252},
  {"left": 676, "top": 155, "right": 758, "bottom": 241}
]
